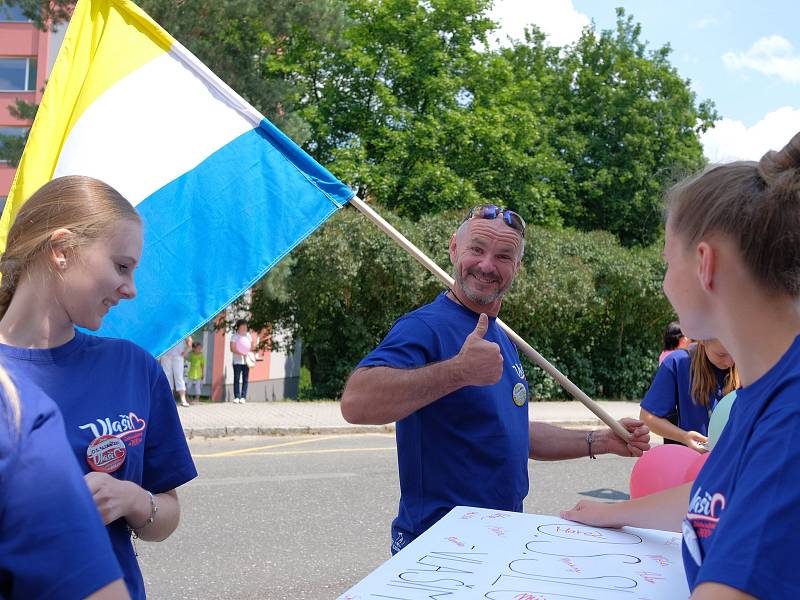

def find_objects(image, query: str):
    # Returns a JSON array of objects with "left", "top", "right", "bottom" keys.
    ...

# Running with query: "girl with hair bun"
[
  {"left": 0, "top": 176, "right": 196, "bottom": 600},
  {"left": 561, "top": 131, "right": 800, "bottom": 599}
]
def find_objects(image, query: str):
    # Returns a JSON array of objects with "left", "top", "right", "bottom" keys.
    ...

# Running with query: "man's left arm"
[{"left": 528, "top": 419, "right": 650, "bottom": 460}]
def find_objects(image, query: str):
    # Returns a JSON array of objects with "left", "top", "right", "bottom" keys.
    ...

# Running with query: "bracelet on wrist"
[
  {"left": 129, "top": 490, "right": 157, "bottom": 539},
  {"left": 586, "top": 430, "right": 597, "bottom": 460}
]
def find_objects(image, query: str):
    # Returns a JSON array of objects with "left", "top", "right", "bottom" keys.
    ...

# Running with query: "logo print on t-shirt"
[
  {"left": 391, "top": 531, "right": 406, "bottom": 554},
  {"left": 687, "top": 486, "right": 727, "bottom": 539},
  {"left": 512, "top": 363, "right": 526, "bottom": 379},
  {"left": 79, "top": 412, "right": 147, "bottom": 447}
]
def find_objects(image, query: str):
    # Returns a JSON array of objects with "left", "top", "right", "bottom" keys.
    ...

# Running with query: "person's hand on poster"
[{"left": 560, "top": 499, "right": 624, "bottom": 528}]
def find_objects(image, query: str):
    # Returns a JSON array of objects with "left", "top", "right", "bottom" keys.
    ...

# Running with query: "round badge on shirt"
[
  {"left": 86, "top": 435, "right": 127, "bottom": 473},
  {"left": 512, "top": 382, "right": 527, "bottom": 407}
]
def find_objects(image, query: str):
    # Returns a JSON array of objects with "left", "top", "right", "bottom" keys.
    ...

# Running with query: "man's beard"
[{"left": 455, "top": 268, "right": 509, "bottom": 306}]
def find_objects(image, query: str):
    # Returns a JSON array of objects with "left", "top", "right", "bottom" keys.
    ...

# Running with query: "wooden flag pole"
[{"left": 349, "top": 196, "right": 631, "bottom": 441}]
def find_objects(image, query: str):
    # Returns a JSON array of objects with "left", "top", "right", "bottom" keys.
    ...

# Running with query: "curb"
[
  {"left": 182, "top": 420, "right": 610, "bottom": 439},
  {"left": 184, "top": 424, "right": 395, "bottom": 439}
]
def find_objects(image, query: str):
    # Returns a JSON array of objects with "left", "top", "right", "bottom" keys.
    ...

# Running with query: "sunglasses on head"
[{"left": 463, "top": 205, "right": 526, "bottom": 236}]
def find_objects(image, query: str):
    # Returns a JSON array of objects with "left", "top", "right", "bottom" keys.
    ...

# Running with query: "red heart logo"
[{"left": 128, "top": 412, "right": 146, "bottom": 432}]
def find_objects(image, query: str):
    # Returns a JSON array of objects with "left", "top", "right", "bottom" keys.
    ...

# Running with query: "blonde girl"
[{"left": 0, "top": 176, "right": 196, "bottom": 600}]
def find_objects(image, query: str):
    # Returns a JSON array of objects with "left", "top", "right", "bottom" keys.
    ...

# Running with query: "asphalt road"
[{"left": 137, "top": 433, "right": 635, "bottom": 599}]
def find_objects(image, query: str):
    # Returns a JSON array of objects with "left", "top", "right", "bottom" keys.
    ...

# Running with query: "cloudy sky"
[{"left": 487, "top": 0, "right": 800, "bottom": 163}]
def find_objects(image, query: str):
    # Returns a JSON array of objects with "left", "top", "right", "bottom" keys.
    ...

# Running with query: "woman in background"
[
  {"left": 659, "top": 321, "right": 689, "bottom": 364},
  {"left": 640, "top": 339, "right": 738, "bottom": 451}
]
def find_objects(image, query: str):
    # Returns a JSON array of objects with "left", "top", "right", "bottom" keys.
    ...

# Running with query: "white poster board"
[{"left": 338, "top": 506, "right": 688, "bottom": 599}]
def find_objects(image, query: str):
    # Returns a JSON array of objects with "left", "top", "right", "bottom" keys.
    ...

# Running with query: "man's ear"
[
  {"left": 449, "top": 233, "right": 458, "bottom": 266},
  {"left": 696, "top": 241, "right": 716, "bottom": 292}
]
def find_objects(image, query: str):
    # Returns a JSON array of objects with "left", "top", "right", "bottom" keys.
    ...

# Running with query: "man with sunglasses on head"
[{"left": 341, "top": 205, "right": 650, "bottom": 554}]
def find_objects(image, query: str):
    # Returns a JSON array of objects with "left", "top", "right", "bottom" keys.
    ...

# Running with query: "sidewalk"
[{"left": 178, "top": 400, "right": 643, "bottom": 438}]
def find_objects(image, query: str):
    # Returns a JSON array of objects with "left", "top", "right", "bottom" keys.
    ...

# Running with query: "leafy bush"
[{"left": 254, "top": 206, "right": 673, "bottom": 400}]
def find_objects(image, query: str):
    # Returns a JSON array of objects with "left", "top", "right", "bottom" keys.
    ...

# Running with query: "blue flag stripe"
[{"left": 96, "top": 124, "right": 352, "bottom": 354}]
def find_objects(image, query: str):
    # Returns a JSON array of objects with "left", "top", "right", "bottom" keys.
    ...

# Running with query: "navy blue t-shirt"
[
  {"left": 0, "top": 371, "right": 123, "bottom": 599},
  {"left": 640, "top": 348, "right": 727, "bottom": 436},
  {"left": 0, "top": 330, "right": 197, "bottom": 600},
  {"left": 683, "top": 335, "right": 800, "bottom": 596},
  {"left": 358, "top": 293, "right": 530, "bottom": 553}
]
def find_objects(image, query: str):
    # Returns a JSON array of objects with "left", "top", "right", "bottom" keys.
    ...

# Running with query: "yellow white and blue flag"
[{"left": 0, "top": 0, "right": 353, "bottom": 355}]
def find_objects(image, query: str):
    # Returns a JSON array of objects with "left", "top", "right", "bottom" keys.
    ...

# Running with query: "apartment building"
[{"left": 0, "top": 4, "right": 65, "bottom": 208}]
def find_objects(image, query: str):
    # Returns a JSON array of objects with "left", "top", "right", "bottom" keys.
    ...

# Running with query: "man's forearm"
[
  {"left": 529, "top": 421, "right": 595, "bottom": 460},
  {"left": 340, "top": 361, "right": 466, "bottom": 424}
]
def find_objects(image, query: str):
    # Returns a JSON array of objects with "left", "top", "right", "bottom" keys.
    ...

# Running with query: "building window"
[
  {"left": 0, "top": 197, "right": 6, "bottom": 214},
  {"left": 0, "top": 127, "right": 27, "bottom": 163},
  {"left": 0, "top": 58, "right": 37, "bottom": 91},
  {"left": 0, "top": 4, "right": 29, "bottom": 22}
]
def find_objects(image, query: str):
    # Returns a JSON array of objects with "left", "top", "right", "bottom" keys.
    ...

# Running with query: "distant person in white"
[{"left": 160, "top": 338, "right": 190, "bottom": 407}]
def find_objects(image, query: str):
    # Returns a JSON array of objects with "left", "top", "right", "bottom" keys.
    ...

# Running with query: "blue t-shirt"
[
  {"left": 0, "top": 330, "right": 197, "bottom": 600},
  {"left": 358, "top": 292, "right": 530, "bottom": 553},
  {"left": 0, "top": 371, "right": 123, "bottom": 599},
  {"left": 682, "top": 335, "right": 800, "bottom": 596},
  {"left": 640, "top": 349, "right": 727, "bottom": 436}
]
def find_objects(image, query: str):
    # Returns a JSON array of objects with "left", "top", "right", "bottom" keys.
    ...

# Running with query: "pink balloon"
[
  {"left": 683, "top": 452, "right": 710, "bottom": 483},
  {"left": 235, "top": 336, "right": 251, "bottom": 354},
  {"left": 629, "top": 444, "right": 698, "bottom": 499}
]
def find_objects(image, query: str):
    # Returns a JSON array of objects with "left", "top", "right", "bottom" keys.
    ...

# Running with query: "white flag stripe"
[{"left": 54, "top": 50, "right": 253, "bottom": 206}]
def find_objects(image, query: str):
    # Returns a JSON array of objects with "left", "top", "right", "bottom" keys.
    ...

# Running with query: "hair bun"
[{"left": 758, "top": 131, "right": 800, "bottom": 188}]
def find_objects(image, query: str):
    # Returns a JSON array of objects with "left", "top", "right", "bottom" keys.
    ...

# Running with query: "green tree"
[
  {"left": 545, "top": 9, "right": 718, "bottom": 246},
  {"left": 499, "top": 226, "right": 672, "bottom": 399},
  {"left": 0, "top": 0, "right": 71, "bottom": 30},
  {"left": 446, "top": 31, "right": 568, "bottom": 226},
  {"left": 138, "top": 0, "right": 349, "bottom": 144},
  {"left": 297, "top": 4, "right": 716, "bottom": 243},
  {"left": 302, "top": 0, "right": 499, "bottom": 209}
]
